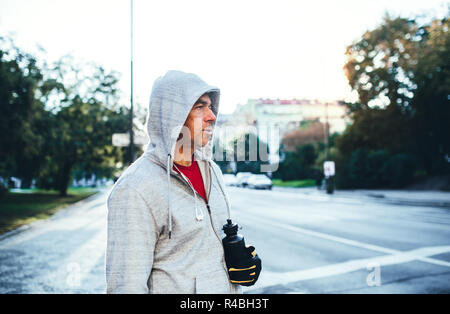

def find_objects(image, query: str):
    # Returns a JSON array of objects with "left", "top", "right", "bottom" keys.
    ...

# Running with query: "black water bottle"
[{"left": 222, "top": 219, "right": 248, "bottom": 267}]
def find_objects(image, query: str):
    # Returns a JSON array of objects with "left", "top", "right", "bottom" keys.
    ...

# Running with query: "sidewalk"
[{"left": 273, "top": 187, "right": 450, "bottom": 208}]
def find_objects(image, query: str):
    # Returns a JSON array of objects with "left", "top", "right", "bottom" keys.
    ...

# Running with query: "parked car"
[
  {"left": 247, "top": 174, "right": 273, "bottom": 190},
  {"left": 223, "top": 174, "right": 238, "bottom": 186},
  {"left": 236, "top": 172, "right": 253, "bottom": 187}
]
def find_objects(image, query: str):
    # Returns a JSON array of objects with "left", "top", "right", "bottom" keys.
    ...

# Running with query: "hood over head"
[
  {"left": 143, "top": 70, "right": 228, "bottom": 239},
  {"left": 144, "top": 70, "right": 220, "bottom": 172}
]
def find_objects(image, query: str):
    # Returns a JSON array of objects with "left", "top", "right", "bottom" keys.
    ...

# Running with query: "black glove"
[{"left": 227, "top": 246, "right": 262, "bottom": 287}]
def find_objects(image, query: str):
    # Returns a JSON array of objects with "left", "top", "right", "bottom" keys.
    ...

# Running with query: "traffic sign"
[
  {"left": 112, "top": 133, "right": 148, "bottom": 147},
  {"left": 324, "top": 161, "right": 335, "bottom": 177}
]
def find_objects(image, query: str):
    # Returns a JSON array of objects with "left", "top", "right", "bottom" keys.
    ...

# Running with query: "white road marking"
[
  {"left": 230, "top": 187, "right": 365, "bottom": 205},
  {"left": 240, "top": 212, "right": 450, "bottom": 267},
  {"left": 239, "top": 212, "right": 450, "bottom": 289},
  {"left": 254, "top": 245, "right": 450, "bottom": 288}
]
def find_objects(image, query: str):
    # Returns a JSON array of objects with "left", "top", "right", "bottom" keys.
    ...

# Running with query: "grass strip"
[
  {"left": 0, "top": 187, "right": 98, "bottom": 235},
  {"left": 272, "top": 179, "right": 316, "bottom": 188}
]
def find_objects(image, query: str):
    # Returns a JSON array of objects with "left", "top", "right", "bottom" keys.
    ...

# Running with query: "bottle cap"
[{"left": 222, "top": 219, "right": 239, "bottom": 237}]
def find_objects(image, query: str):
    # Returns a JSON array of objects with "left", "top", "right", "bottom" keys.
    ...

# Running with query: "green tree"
[
  {"left": 0, "top": 37, "right": 48, "bottom": 189},
  {"left": 37, "top": 58, "right": 129, "bottom": 195},
  {"left": 341, "top": 14, "right": 420, "bottom": 156},
  {"left": 343, "top": 14, "right": 420, "bottom": 111},
  {"left": 0, "top": 38, "right": 130, "bottom": 197},
  {"left": 339, "top": 13, "right": 449, "bottom": 188},
  {"left": 409, "top": 17, "right": 450, "bottom": 174}
]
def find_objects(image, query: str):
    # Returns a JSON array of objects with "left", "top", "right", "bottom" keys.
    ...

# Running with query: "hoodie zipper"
[
  {"left": 154, "top": 155, "right": 233, "bottom": 288},
  {"left": 204, "top": 164, "right": 234, "bottom": 288},
  {"left": 204, "top": 163, "right": 224, "bottom": 245},
  {"left": 175, "top": 163, "right": 231, "bottom": 283},
  {"left": 172, "top": 163, "right": 220, "bottom": 245},
  {"left": 147, "top": 155, "right": 223, "bottom": 236}
]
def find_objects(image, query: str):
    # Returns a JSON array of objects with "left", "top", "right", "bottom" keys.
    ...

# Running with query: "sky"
[{"left": 0, "top": 0, "right": 448, "bottom": 114}]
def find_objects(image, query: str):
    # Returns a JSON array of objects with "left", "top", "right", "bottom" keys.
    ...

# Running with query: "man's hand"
[{"left": 227, "top": 246, "right": 262, "bottom": 287}]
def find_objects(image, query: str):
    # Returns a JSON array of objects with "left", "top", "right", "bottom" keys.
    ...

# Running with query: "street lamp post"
[{"left": 129, "top": 0, "right": 135, "bottom": 164}]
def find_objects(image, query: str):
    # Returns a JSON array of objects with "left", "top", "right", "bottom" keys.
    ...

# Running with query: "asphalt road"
[
  {"left": 0, "top": 186, "right": 449, "bottom": 294},
  {"left": 235, "top": 187, "right": 450, "bottom": 293}
]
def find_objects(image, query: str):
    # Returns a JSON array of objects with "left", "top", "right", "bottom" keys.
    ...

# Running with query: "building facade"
[{"left": 219, "top": 98, "right": 348, "bottom": 165}]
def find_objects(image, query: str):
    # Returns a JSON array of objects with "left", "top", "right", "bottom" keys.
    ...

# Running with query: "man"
[{"left": 106, "top": 70, "right": 261, "bottom": 294}]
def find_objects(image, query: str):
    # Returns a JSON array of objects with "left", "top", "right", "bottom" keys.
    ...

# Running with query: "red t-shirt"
[{"left": 173, "top": 159, "right": 207, "bottom": 202}]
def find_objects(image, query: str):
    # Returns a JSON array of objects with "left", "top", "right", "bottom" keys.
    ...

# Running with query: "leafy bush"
[
  {"left": 274, "top": 144, "right": 319, "bottom": 181},
  {"left": 336, "top": 148, "right": 417, "bottom": 189},
  {"left": 0, "top": 184, "right": 7, "bottom": 199},
  {"left": 381, "top": 153, "right": 417, "bottom": 188}
]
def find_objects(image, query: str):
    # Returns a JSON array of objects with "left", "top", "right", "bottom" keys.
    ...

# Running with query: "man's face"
[{"left": 183, "top": 94, "right": 217, "bottom": 148}]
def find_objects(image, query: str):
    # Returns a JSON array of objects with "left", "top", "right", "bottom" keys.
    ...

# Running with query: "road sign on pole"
[
  {"left": 113, "top": 133, "right": 148, "bottom": 147},
  {"left": 324, "top": 161, "right": 335, "bottom": 177},
  {"left": 323, "top": 160, "right": 335, "bottom": 194}
]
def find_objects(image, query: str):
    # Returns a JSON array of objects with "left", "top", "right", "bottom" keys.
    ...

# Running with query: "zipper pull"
[{"left": 206, "top": 204, "right": 211, "bottom": 214}]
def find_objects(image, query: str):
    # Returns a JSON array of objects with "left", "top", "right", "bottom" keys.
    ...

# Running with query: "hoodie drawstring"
[
  {"left": 172, "top": 162, "right": 204, "bottom": 222},
  {"left": 166, "top": 155, "right": 232, "bottom": 239},
  {"left": 167, "top": 154, "right": 173, "bottom": 239},
  {"left": 167, "top": 154, "right": 205, "bottom": 239}
]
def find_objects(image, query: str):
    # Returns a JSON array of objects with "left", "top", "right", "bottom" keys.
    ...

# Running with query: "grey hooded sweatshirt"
[{"left": 105, "top": 70, "right": 242, "bottom": 294}]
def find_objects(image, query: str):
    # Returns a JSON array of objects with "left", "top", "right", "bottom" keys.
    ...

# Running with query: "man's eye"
[{"left": 195, "top": 105, "right": 212, "bottom": 110}]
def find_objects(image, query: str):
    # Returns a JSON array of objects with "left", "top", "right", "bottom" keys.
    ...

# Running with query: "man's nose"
[{"left": 205, "top": 107, "right": 216, "bottom": 122}]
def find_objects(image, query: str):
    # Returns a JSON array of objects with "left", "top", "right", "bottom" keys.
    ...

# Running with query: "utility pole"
[{"left": 129, "top": 0, "right": 135, "bottom": 164}]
